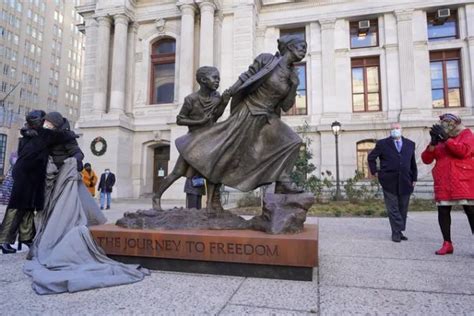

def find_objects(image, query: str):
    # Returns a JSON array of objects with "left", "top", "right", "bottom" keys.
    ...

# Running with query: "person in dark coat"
[
  {"left": 368, "top": 123, "right": 418, "bottom": 242},
  {"left": 0, "top": 110, "right": 77, "bottom": 254},
  {"left": 43, "top": 112, "right": 84, "bottom": 171},
  {"left": 184, "top": 177, "right": 206, "bottom": 209},
  {"left": 422, "top": 113, "right": 474, "bottom": 255},
  {"left": 98, "top": 169, "right": 116, "bottom": 210}
]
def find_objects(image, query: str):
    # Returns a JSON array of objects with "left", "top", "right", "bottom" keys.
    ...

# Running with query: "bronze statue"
[
  {"left": 174, "top": 35, "right": 307, "bottom": 212},
  {"left": 152, "top": 66, "right": 231, "bottom": 211}
]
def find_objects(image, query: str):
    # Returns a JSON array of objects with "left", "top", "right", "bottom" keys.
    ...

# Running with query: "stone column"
[
  {"left": 309, "top": 22, "right": 322, "bottom": 120},
  {"left": 264, "top": 27, "right": 278, "bottom": 53},
  {"left": 395, "top": 10, "right": 416, "bottom": 111},
  {"left": 466, "top": 4, "right": 474, "bottom": 108},
  {"left": 109, "top": 14, "right": 129, "bottom": 114},
  {"left": 177, "top": 1, "right": 197, "bottom": 103},
  {"left": 232, "top": 0, "right": 257, "bottom": 79},
  {"left": 79, "top": 16, "right": 98, "bottom": 117},
  {"left": 125, "top": 22, "right": 138, "bottom": 116},
  {"left": 92, "top": 16, "right": 112, "bottom": 114},
  {"left": 320, "top": 19, "right": 336, "bottom": 114},
  {"left": 384, "top": 12, "right": 401, "bottom": 118},
  {"left": 197, "top": 0, "right": 216, "bottom": 66}
]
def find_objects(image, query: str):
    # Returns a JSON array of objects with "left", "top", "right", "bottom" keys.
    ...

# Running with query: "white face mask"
[
  {"left": 390, "top": 129, "right": 402, "bottom": 139},
  {"left": 105, "top": 170, "right": 110, "bottom": 174},
  {"left": 43, "top": 121, "right": 54, "bottom": 129}
]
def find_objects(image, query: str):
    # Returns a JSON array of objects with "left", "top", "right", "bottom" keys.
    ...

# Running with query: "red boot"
[{"left": 435, "top": 241, "right": 453, "bottom": 255}]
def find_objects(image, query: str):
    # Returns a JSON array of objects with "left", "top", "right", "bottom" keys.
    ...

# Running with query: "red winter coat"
[{"left": 421, "top": 128, "right": 474, "bottom": 201}]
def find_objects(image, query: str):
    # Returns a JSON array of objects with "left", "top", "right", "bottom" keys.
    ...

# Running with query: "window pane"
[
  {"left": 367, "top": 93, "right": 380, "bottom": 111},
  {"left": 357, "top": 141, "right": 375, "bottom": 151},
  {"left": 154, "top": 63, "right": 175, "bottom": 104},
  {"left": 366, "top": 67, "right": 379, "bottom": 93},
  {"left": 350, "top": 31, "right": 377, "bottom": 48},
  {"left": 154, "top": 41, "right": 176, "bottom": 55},
  {"left": 432, "top": 89, "right": 444, "bottom": 108},
  {"left": 296, "top": 64, "right": 306, "bottom": 90},
  {"left": 280, "top": 29, "right": 305, "bottom": 41},
  {"left": 353, "top": 94, "right": 364, "bottom": 111},
  {"left": 352, "top": 68, "right": 364, "bottom": 93},
  {"left": 350, "top": 21, "right": 378, "bottom": 49},
  {"left": 357, "top": 142, "right": 375, "bottom": 179},
  {"left": 446, "top": 60, "right": 460, "bottom": 88},
  {"left": 295, "top": 90, "right": 306, "bottom": 114},
  {"left": 430, "top": 62, "right": 443, "bottom": 89},
  {"left": 447, "top": 88, "right": 461, "bottom": 107},
  {"left": 428, "top": 19, "right": 457, "bottom": 40}
]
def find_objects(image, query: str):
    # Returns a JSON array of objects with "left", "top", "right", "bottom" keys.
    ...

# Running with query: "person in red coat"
[{"left": 422, "top": 113, "right": 474, "bottom": 255}]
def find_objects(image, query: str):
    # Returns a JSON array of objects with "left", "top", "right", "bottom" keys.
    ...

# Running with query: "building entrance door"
[{"left": 153, "top": 146, "right": 170, "bottom": 193}]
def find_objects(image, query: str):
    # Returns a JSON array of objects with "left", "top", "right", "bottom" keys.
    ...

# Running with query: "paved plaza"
[{"left": 1, "top": 199, "right": 474, "bottom": 315}]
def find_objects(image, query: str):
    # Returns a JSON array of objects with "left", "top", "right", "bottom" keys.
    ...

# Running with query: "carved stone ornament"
[{"left": 155, "top": 18, "right": 166, "bottom": 33}]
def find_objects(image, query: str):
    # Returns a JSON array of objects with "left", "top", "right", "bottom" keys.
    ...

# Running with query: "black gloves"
[
  {"left": 20, "top": 127, "right": 38, "bottom": 137},
  {"left": 429, "top": 129, "right": 439, "bottom": 146},
  {"left": 431, "top": 124, "right": 449, "bottom": 142},
  {"left": 73, "top": 152, "right": 84, "bottom": 172}
]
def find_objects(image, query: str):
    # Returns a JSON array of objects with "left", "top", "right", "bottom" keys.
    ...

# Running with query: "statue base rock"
[{"left": 116, "top": 192, "right": 314, "bottom": 235}]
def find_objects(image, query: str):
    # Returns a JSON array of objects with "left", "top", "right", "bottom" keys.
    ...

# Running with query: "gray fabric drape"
[{"left": 24, "top": 158, "right": 149, "bottom": 295}]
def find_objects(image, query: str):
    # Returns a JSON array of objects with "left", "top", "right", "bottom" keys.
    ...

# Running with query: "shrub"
[{"left": 236, "top": 192, "right": 261, "bottom": 207}]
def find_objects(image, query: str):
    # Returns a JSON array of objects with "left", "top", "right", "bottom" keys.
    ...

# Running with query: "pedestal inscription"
[{"left": 90, "top": 224, "right": 318, "bottom": 267}]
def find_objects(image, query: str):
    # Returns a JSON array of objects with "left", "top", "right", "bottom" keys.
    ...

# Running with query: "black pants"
[
  {"left": 383, "top": 190, "right": 411, "bottom": 233},
  {"left": 438, "top": 205, "right": 474, "bottom": 242},
  {"left": 186, "top": 194, "right": 202, "bottom": 210}
]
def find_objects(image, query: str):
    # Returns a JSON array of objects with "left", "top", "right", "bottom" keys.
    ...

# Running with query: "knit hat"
[
  {"left": 44, "top": 111, "right": 65, "bottom": 128},
  {"left": 26, "top": 110, "right": 46, "bottom": 129},
  {"left": 439, "top": 113, "right": 461, "bottom": 125}
]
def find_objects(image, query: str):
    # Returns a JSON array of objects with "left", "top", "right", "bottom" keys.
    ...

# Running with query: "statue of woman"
[{"left": 176, "top": 35, "right": 308, "bottom": 212}]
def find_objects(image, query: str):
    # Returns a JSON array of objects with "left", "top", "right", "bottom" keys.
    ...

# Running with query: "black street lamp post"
[{"left": 331, "top": 121, "right": 342, "bottom": 200}]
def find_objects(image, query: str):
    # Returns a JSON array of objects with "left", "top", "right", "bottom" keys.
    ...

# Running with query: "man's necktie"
[{"left": 396, "top": 140, "right": 401, "bottom": 153}]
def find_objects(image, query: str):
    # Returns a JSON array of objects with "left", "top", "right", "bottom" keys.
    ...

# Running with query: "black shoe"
[
  {"left": 18, "top": 240, "right": 33, "bottom": 250},
  {"left": 400, "top": 233, "right": 408, "bottom": 241},
  {"left": 392, "top": 232, "right": 401, "bottom": 243},
  {"left": 100, "top": 207, "right": 104, "bottom": 210},
  {"left": 1, "top": 243, "right": 17, "bottom": 254},
  {"left": 106, "top": 206, "right": 110, "bottom": 210}
]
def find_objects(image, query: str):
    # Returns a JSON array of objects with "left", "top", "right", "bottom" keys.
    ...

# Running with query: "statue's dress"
[{"left": 176, "top": 53, "right": 303, "bottom": 191}]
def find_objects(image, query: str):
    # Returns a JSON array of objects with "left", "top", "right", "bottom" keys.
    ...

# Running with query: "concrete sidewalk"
[{"left": 1, "top": 200, "right": 474, "bottom": 315}]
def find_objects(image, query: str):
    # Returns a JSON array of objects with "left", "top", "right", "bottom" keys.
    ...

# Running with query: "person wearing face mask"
[
  {"left": 81, "top": 163, "right": 98, "bottom": 197},
  {"left": 43, "top": 112, "right": 84, "bottom": 171},
  {"left": 98, "top": 168, "right": 116, "bottom": 210},
  {"left": 422, "top": 113, "right": 474, "bottom": 255},
  {"left": 368, "top": 123, "right": 418, "bottom": 242},
  {"left": 0, "top": 110, "right": 77, "bottom": 254}
]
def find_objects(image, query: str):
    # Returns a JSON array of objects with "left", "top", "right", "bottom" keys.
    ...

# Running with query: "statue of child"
[{"left": 152, "top": 66, "right": 231, "bottom": 213}]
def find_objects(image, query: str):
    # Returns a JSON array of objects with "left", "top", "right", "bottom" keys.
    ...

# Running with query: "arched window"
[
  {"left": 356, "top": 140, "right": 376, "bottom": 179},
  {"left": 150, "top": 38, "right": 176, "bottom": 104}
]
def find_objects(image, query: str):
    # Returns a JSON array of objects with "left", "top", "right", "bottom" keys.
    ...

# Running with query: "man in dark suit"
[
  {"left": 368, "top": 123, "right": 418, "bottom": 242},
  {"left": 98, "top": 169, "right": 116, "bottom": 210}
]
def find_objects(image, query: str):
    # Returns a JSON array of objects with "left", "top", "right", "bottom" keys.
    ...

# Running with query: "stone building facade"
[
  {"left": 76, "top": 0, "right": 474, "bottom": 200},
  {"left": 0, "top": 0, "right": 85, "bottom": 176}
]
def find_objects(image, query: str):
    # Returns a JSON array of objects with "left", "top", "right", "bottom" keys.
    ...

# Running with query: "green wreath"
[{"left": 90, "top": 137, "right": 107, "bottom": 156}]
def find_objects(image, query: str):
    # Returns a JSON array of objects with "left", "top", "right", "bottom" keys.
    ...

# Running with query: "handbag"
[{"left": 191, "top": 176, "right": 205, "bottom": 188}]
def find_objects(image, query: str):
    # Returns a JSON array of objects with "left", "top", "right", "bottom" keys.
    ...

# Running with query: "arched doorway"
[{"left": 153, "top": 145, "right": 170, "bottom": 193}]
